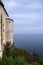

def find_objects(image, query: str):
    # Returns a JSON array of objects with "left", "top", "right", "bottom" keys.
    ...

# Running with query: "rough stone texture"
[
  {"left": 0, "top": 2, "right": 13, "bottom": 58},
  {"left": 0, "top": 51, "right": 3, "bottom": 59},
  {"left": 5, "top": 18, "right": 13, "bottom": 44}
]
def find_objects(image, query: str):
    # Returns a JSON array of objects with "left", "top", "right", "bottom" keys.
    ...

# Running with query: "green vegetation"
[
  {"left": 31, "top": 62, "right": 40, "bottom": 65},
  {"left": 0, "top": 42, "right": 43, "bottom": 65}
]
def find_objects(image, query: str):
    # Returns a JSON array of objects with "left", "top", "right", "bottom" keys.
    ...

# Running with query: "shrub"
[
  {"left": 32, "top": 62, "right": 40, "bottom": 65},
  {"left": 14, "top": 56, "right": 27, "bottom": 65},
  {"left": 3, "top": 56, "right": 14, "bottom": 65}
]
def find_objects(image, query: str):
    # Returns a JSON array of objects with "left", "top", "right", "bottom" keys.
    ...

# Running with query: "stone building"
[{"left": 0, "top": 1, "right": 13, "bottom": 58}]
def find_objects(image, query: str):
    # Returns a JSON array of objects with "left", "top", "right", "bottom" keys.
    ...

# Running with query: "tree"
[{"left": 3, "top": 42, "right": 15, "bottom": 58}]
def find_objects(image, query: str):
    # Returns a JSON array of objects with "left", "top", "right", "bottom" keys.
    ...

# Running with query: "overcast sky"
[{"left": 2, "top": 0, "right": 43, "bottom": 34}]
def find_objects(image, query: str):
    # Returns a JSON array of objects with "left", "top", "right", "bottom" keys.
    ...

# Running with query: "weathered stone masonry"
[{"left": 0, "top": 1, "right": 13, "bottom": 58}]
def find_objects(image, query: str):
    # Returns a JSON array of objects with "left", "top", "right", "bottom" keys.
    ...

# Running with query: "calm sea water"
[{"left": 14, "top": 34, "right": 43, "bottom": 57}]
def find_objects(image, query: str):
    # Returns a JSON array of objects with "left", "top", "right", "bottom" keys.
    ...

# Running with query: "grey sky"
[{"left": 2, "top": 0, "right": 43, "bottom": 34}]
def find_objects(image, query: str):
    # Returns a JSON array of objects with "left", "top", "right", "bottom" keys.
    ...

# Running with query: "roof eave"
[
  {"left": 6, "top": 18, "right": 14, "bottom": 22},
  {"left": 0, "top": 1, "right": 9, "bottom": 17}
]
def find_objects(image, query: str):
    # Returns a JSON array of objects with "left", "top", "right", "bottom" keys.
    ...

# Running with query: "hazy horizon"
[{"left": 14, "top": 34, "right": 43, "bottom": 57}]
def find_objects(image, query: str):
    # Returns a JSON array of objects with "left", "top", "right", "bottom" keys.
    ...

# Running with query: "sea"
[{"left": 14, "top": 34, "right": 43, "bottom": 57}]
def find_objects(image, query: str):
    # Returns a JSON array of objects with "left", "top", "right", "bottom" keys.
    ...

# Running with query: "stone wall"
[
  {"left": 0, "top": 2, "right": 13, "bottom": 58},
  {"left": 5, "top": 18, "right": 13, "bottom": 44}
]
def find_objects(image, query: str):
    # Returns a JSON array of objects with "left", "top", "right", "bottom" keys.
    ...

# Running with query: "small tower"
[{"left": 0, "top": 1, "right": 13, "bottom": 58}]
